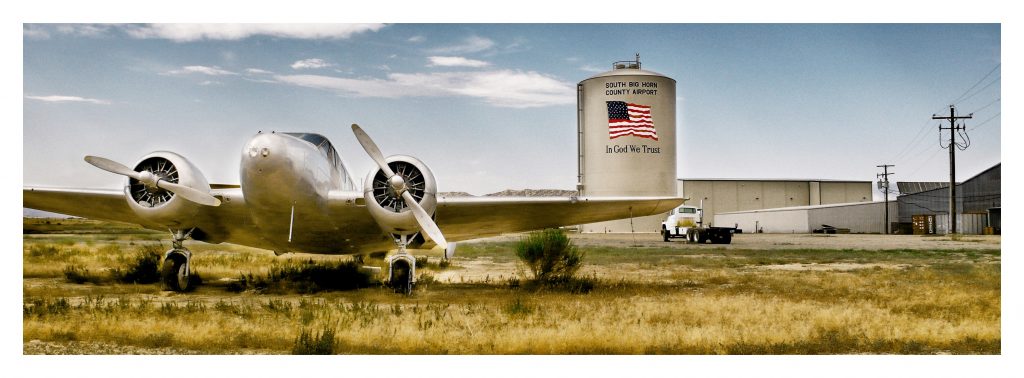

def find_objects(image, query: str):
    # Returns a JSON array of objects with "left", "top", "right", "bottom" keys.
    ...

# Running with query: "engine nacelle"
[
  {"left": 123, "top": 151, "right": 212, "bottom": 228},
  {"left": 363, "top": 155, "right": 437, "bottom": 237}
]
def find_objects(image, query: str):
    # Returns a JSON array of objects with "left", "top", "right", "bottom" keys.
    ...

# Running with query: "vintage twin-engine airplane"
[{"left": 24, "top": 124, "right": 682, "bottom": 293}]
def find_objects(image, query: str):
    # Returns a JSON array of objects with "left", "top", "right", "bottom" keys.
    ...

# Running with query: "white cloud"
[
  {"left": 163, "top": 65, "right": 238, "bottom": 76},
  {"left": 580, "top": 64, "right": 605, "bottom": 73},
  {"left": 25, "top": 95, "right": 110, "bottom": 105},
  {"left": 123, "top": 23, "right": 386, "bottom": 42},
  {"left": 408, "top": 35, "right": 425, "bottom": 43},
  {"left": 429, "top": 36, "right": 495, "bottom": 54},
  {"left": 291, "top": 58, "right": 334, "bottom": 70},
  {"left": 271, "top": 70, "right": 574, "bottom": 108},
  {"left": 198, "top": 80, "right": 222, "bottom": 86},
  {"left": 56, "top": 24, "right": 111, "bottom": 37},
  {"left": 245, "top": 68, "right": 274, "bottom": 75},
  {"left": 427, "top": 56, "right": 490, "bottom": 68},
  {"left": 23, "top": 25, "right": 50, "bottom": 39}
]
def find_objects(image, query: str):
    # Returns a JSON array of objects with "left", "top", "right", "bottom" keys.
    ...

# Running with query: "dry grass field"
[{"left": 23, "top": 218, "right": 1001, "bottom": 354}]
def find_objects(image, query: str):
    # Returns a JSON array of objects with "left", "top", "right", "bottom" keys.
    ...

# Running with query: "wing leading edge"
[
  {"left": 24, "top": 187, "right": 139, "bottom": 224},
  {"left": 434, "top": 195, "right": 683, "bottom": 242}
]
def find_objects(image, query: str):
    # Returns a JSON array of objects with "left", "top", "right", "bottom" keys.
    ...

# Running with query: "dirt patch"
[
  {"left": 432, "top": 257, "right": 520, "bottom": 283},
  {"left": 754, "top": 263, "right": 912, "bottom": 272},
  {"left": 23, "top": 340, "right": 281, "bottom": 355}
]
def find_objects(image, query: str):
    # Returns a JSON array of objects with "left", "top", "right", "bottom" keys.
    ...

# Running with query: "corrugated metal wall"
[
  {"left": 898, "top": 164, "right": 1000, "bottom": 224},
  {"left": 935, "top": 214, "right": 989, "bottom": 235},
  {"left": 715, "top": 201, "right": 899, "bottom": 234}
]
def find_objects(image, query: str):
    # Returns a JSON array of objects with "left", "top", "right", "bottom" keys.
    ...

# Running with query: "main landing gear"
[{"left": 162, "top": 229, "right": 194, "bottom": 292}]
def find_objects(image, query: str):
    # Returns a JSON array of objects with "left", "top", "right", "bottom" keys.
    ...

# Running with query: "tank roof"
[{"left": 582, "top": 68, "right": 675, "bottom": 82}]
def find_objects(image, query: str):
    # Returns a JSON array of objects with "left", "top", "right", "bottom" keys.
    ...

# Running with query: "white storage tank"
[{"left": 578, "top": 56, "right": 677, "bottom": 233}]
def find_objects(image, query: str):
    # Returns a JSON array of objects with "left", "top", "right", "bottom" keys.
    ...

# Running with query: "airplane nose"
[{"left": 245, "top": 134, "right": 275, "bottom": 161}]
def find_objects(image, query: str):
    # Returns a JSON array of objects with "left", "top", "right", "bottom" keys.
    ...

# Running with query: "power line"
[
  {"left": 967, "top": 97, "right": 1000, "bottom": 115},
  {"left": 950, "top": 63, "right": 1000, "bottom": 105},
  {"left": 890, "top": 117, "right": 938, "bottom": 162},
  {"left": 955, "top": 75, "right": 1000, "bottom": 106},
  {"left": 969, "top": 112, "right": 1000, "bottom": 132},
  {"left": 905, "top": 147, "right": 944, "bottom": 177}
]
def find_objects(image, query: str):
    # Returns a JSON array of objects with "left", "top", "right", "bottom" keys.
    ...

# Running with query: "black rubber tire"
[
  {"left": 697, "top": 231, "right": 708, "bottom": 244},
  {"left": 662, "top": 228, "right": 670, "bottom": 242},
  {"left": 390, "top": 260, "right": 413, "bottom": 295},
  {"left": 161, "top": 253, "right": 190, "bottom": 292}
]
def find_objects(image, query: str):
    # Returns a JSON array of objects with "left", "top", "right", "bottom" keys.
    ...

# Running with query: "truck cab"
[
  {"left": 661, "top": 204, "right": 734, "bottom": 244},
  {"left": 665, "top": 205, "right": 701, "bottom": 228}
]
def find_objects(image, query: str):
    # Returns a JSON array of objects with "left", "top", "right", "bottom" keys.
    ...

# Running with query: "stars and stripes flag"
[{"left": 607, "top": 101, "right": 657, "bottom": 141}]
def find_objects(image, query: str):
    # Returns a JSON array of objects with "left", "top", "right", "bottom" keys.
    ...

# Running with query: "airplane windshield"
[{"left": 282, "top": 132, "right": 354, "bottom": 189}]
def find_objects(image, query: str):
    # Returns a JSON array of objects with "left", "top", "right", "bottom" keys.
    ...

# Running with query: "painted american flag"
[{"left": 607, "top": 101, "right": 657, "bottom": 141}]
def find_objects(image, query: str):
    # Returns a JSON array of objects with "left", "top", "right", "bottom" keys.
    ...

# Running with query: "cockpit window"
[
  {"left": 282, "top": 132, "right": 339, "bottom": 166},
  {"left": 281, "top": 132, "right": 354, "bottom": 189}
]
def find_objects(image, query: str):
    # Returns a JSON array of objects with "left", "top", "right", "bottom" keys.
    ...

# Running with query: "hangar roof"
[{"left": 678, "top": 178, "right": 870, "bottom": 183}]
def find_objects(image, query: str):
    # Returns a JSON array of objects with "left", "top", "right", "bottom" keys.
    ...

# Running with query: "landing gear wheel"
[
  {"left": 162, "top": 253, "right": 190, "bottom": 292},
  {"left": 389, "top": 259, "right": 413, "bottom": 295}
]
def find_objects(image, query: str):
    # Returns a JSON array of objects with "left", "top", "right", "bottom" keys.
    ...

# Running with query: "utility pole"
[
  {"left": 877, "top": 164, "right": 894, "bottom": 234},
  {"left": 932, "top": 105, "right": 972, "bottom": 235}
]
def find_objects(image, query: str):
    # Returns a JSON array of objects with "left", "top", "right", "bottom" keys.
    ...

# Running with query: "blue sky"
[{"left": 23, "top": 24, "right": 1001, "bottom": 198}]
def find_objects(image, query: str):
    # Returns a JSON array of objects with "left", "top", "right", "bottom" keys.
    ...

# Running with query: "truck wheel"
[
  {"left": 662, "top": 228, "right": 669, "bottom": 242},
  {"left": 698, "top": 231, "right": 708, "bottom": 244}
]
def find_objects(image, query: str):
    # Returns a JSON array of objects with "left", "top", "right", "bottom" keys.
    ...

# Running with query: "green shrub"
[
  {"left": 111, "top": 246, "right": 163, "bottom": 284},
  {"left": 231, "top": 260, "right": 374, "bottom": 294},
  {"left": 63, "top": 265, "right": 106, "bottom": 284},
  {"left": 292, "top": 327, "right": 336, "bottom": 355},
  {"left": 515, "top": 229, "right": 585, "bottom": 283}
]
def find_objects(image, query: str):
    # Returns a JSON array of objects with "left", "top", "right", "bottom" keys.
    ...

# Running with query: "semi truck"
[{"left": 660, "top": 201, "right": 736, "bottom": 244}]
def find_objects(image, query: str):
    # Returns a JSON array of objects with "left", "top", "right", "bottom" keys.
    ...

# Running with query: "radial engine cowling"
[
  {"left": 363, "top": 155, "right": 437, "bottom": 237},
  {"left": 123, "top": 151, "right": 212, "bottom": 228}
]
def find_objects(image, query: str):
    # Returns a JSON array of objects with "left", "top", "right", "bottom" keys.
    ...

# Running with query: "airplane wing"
[
  {"left": 22, "top": 187, "right": 253, "bottom": 235},
  {"left": 25, "top": 186, "right": 680, "bottom": 250},
  {"left": 24, "top": 187, "right": 141, "bottom": 224},
  {"left": 434, "top": 195, "right": 683, "bottom": 242}
]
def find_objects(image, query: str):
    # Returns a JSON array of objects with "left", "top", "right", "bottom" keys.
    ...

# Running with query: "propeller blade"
[
  {"left": 402, "top": 191, "right": 446, "bottom": 247},
  {"left": 351, "top": 123, "right": 396, "bottom": 178},
  {"left": 157, "top": 180, "right": 222, "bottom": 207},
  {"left": 444, "top": 242, "right": 456, "bottom": 260},
  {"left": 84, "top": 156, "right": 141, "bottom": 180}
]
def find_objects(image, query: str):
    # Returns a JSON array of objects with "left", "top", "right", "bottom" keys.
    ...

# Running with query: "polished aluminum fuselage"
[{"left": 235, "top": 132, "right": 386, "bottom": 254}]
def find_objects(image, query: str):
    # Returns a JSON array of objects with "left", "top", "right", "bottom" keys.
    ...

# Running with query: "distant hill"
[
  {"left": 437, "top": 191, "right": 476, "bottom": 197},
  {"left": 484, "top": 189, "right": 577, "bottom": 197},
  {"left": 438, "top": 189, "right": 577, "bottom": 197}
]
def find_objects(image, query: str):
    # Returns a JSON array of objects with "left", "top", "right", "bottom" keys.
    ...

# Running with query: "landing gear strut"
[
  {"left": 162, "top": 229, "right": 194, "bottom": 292},
  {"left": 387, "top": 234, "right": 416, "bottom": 295}
]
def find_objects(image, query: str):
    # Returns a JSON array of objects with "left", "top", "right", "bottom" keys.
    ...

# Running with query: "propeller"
[
  {"left": 351, "top": 124, "right": 448, "bottom": 249},
  {"left": 84, "top": 155, "right": 221, "bottom": 207}
]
